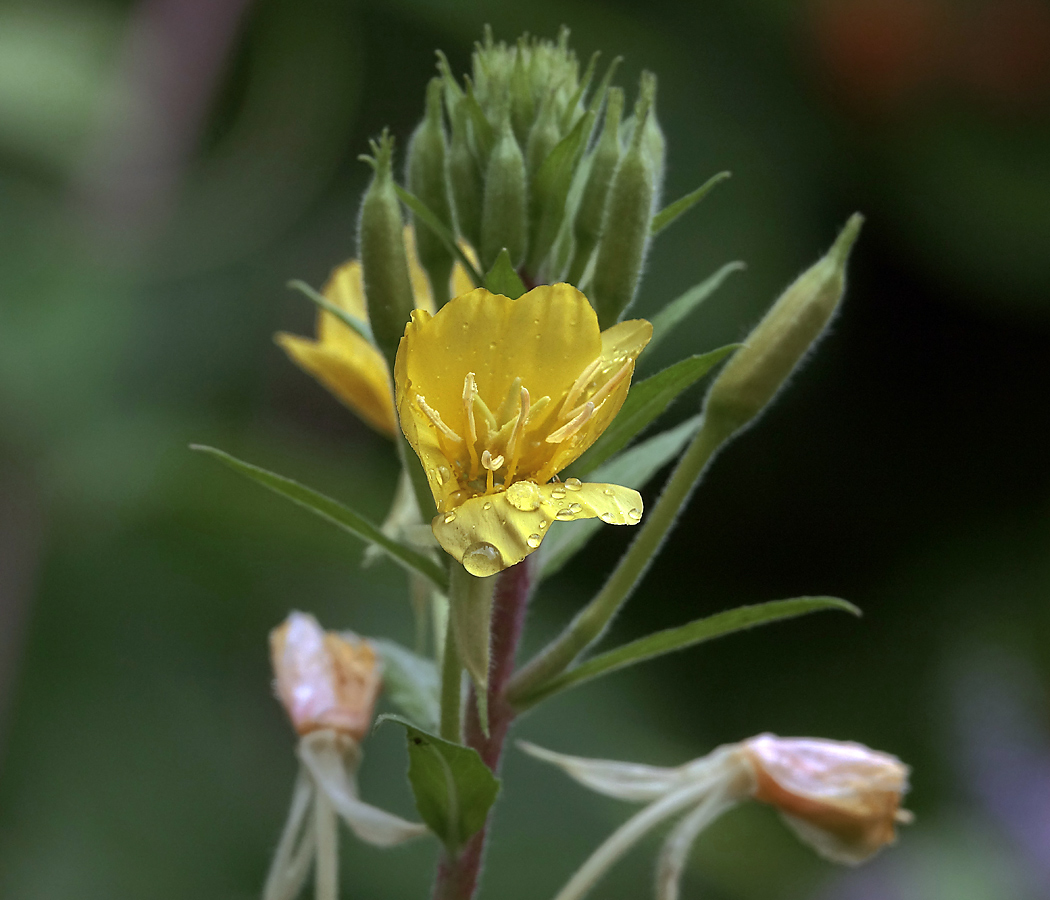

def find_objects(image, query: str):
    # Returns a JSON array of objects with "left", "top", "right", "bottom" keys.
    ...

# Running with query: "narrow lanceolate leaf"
[
  {"left": 540, "top": 415, "right": 702, "bottom": 580},
  {"left": 394, "top": 185, "right": 483, "bottom": 286},
  {"left": 372, "top": 639, "right": 440, "bottom": 733},
  {"left": 483, "top": 248, "right": 527, "bottom": 300},
  {"left": 377, "top": 714, "right": 500, "bottom": 853},
  {"left": 571, "top": 345, "right": 740, "bottom": 477},
  {"left": 191, "top": 446, "right": 449, "bottom": 591},
  {"left": 650, "top": 171, "right": 731, "bottom": 236},
  {"left": 287, "top": 279, "right": 375, "bottom": 344},
  {"left": 514, "top": 597, "right": 860, "bottom": 708},
  {"left": 647, "top": 262, "right": 745, "bottom": 354}
]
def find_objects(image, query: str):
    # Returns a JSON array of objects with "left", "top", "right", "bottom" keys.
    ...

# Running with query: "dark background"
[{"left": 1, "top": 0, "right": 1049, "bottom": 897}]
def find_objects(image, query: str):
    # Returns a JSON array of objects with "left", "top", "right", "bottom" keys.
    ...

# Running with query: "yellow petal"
[
  {"left": 398, "top": 284, "right": 602, "bottom": 458},
  {"left": 276, "top": 332, "right": 396, "bottom": 437},
  {"left": 432, "top": 481, "right": 643, "bottom": 575},
  {"left": 542, "top": 317, "right": 653, "bottom": 478}
]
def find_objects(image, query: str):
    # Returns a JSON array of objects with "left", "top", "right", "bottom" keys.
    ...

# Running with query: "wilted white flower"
[
  {"left": 522, "top": 732, "right": 911, "bottom": 900},
  {"left": 264, "top": 613, "right": 426, "bottom": 900}
]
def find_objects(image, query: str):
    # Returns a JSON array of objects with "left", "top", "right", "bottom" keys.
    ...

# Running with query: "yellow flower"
[
  {"left": 395, "top": 283, "right": 652, "bottom": 576},
  {"left": 276, "top": 228, "right": 475, "bottom": 437}
]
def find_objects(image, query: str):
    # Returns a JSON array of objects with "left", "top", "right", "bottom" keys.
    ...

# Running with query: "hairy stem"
[
  {"left": 439, "top": 609, "right": 462, "bottom": 742},
  {"left": 430, "top": 557, "right": 536, "bottom": 900}
]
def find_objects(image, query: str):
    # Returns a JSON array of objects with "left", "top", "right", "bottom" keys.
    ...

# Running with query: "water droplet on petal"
[
  {"left": 506, "top": 481, "right": 542, "bottom": 511},
  {"left": 600, "top": 511, "right": 616, "bottom": 523},
  {"left": 526, "top": 533, "right": 542, "bottom": 549},
  {"left": 603, "top": 488, "right": 614, "bottom": 496},
  {"left": 461, "top": 541, "right": 503, "bottom": 577},
  {"left": 483, "top": 501, "right": 493, "bottom": 510},
  {"left": 538, "top": 521, "right": 548, "bottom": 530},
  {"left": 567, "top": 502, "right": 583, "bottom": 515},
  {"left": 437, "top": 466, "right": 450, "bottom": 485},
  {"left": 627, "top": 508, "right": 641, "bottom": 521},
  {"left": 443, "top": 511, "right": 457, "bottom": 524},
  {"left": 550, "top": 488, "right": 566, "bottom": 500},
  {"left": 565, "top": 477, "right": 582, "bottom": 491},
  {"left": 555, "top": 508, "right": 574, "bottom": 521}
]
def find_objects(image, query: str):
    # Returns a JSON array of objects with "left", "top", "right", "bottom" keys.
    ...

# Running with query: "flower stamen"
[
  {"left": 546, "top": 400, "right": 594, "bottom": 444},
  {"left": 559, "top": 358, "right": 603, "bottom": 417},
  {"left": 463, "top": 373, "right": 481, "bottom": 478},
  {"left": 503, "top": 386, "right": 531, "bottom": 483},
  {"left": 416, "top": 395, "right": 464, "bottom": 445},
  {"left": 571, "top": 358, "right": 633, "bottom": 419}
]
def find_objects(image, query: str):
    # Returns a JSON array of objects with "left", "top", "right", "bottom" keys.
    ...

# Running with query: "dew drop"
[
  {"left": 443, "top": 511, "right": 457, "bottom": 524},
  {"left": 461, "top": 541, "right": 503, "bottom": 578},
  {"left": 565, "top": 477, "right": 582, "bottom": 491},
  {"left": 483, "top": 501, "right": 493, "bottom": 511},
  {"left": 603, "top": 487, "right": 614, "bottom": 496},
  {"left": 506, "top": 481, "right": 542, "bottom": 511},
  {"left": 555, "top": 508, "right": 574, "bottom": 521},
  {"left": 550, "top": 488, "right": 566, "bottom": 500},
  {"left": 567, "top": 502, "right": 583, "bottom": 515},
  {"left": 538, "top": 521, "right": 548, "bottom": 530},
  {"left": 526, "top": 533, "right": 542, "bottom": 549},
  {"left": 600, "top": 511, "right": 616, "bottom": 524},
  {"left": 437, "top": 466, "right": 450, "bottom": 485},
  {"left": 627, "top": 508, "right": 641, "bottom": 521}
]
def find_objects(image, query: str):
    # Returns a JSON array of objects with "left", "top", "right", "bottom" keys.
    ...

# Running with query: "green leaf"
[
  {"left": 190, "top": 446, "right": 449, "bottom": 591},
  {"left": 527, "top": 110, "right": 595, "bottom": 272},
  {"left": 515, "top": 597, "right": 860, "bottom": 708},
  {"left": 571, "top": 345, "right": 740, "bottom": 477},
  {"left": 483, "top": 249, "right": 527, "bottom": 299},
  {"left": 394, "top": 185, "right": 483, "bottom": 286},
  {"left": 287, "top": 280, "right": 375, "bottom": 344},
  {"left": 648, "top": 262, "right": 745, "bottom": 354},
  {"left": 539, "top": 415, "right": 702, "bottom": 580},
  {"left": 650, "top": 171, "right": 731, "bottom": 236},
  {"left": 377, "top": 714, "right": 500, "bottom": 853},
  {"left": 372, "top": 640, "right": 440, "bottom": 733}
]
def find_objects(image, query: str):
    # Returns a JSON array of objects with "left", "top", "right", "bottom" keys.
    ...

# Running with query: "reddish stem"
[{"left": 430, "top": 557, "right": 536, "bottom": 900}]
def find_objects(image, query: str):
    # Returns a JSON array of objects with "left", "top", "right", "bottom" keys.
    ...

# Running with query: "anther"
[
  {"left": 569, "top": 358, "right": 632, "bottom": 419},
  {"left": 559, "top": 358, "right": 603, "bottom": 417},
  {"left": 546, "top": 401, "right": 594, "bottom": 444},
  {"left": 416, "top": 395, "right": 464, "bottom": 444}
]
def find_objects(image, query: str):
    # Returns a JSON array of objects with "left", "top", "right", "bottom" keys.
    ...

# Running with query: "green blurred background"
[{"left": 1, "top": 0, "right": 1049, "bottom": 897}]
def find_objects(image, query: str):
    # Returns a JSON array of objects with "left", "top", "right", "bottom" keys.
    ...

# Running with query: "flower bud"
[
  {"left": 526, "top": 92, "right": 562, "bottom": 180},
  {"left": 480, "top": 118, "right": 527, "bottom": 270},
  {"left": 703, "top": 214, "right": 863, "bottom": 441},
  {"left": 742, "top": 734, "right": 912, "bottom": 865},
  {"left": 270, "top": 612, "right": 381, "bottom": 741},
  {"left": 567, "top": 87, "right": 624, "bottom": 285},
  {"left": 358, "top": 132, "right": 416, "bottom": 371},
  {"left": 447, "top": 102, "right": 484, "bottom": 250},
  {"left": 406, "top": 78, "right": 455, "bottom": 307},
  {"left": 590, "top": 72, "right": 659, "bottom": 328}
]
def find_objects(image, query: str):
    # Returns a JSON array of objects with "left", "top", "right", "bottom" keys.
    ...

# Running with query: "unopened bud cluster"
[{"left": 357, "top": 25, "right": 666, "bottom": 361}]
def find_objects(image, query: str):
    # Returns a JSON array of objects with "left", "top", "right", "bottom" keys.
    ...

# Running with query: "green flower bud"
[
  {"left": 447, "top": 102, "right": 483, "bottom": 251},
  {"left": 406, "top": 78, "right": 455, "bottom": 307},
  {"left": 526, "top": 92, "right": 561, "bottom": 180},
  {"left": 357, "top": 131, "right": 415, "bottom": 371},
  {"left": 480, "top": 119, "right": 527, "bottom": 271},
  {"left": 509, "top": 37, "right": 535, "bottom": 146},
  {"left": 567, "top": 86, "right": 624, "bottom": 285},
  {"left": 703, "top": 214, "right": 864, "bottom": 440},
  {"left": 590, "top": 72, "right": 659, "bottom": 328}
]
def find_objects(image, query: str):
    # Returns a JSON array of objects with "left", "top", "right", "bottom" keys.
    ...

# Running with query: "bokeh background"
[{"left": 2, "top": 0, "right": 1049, "bottom": 897}]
